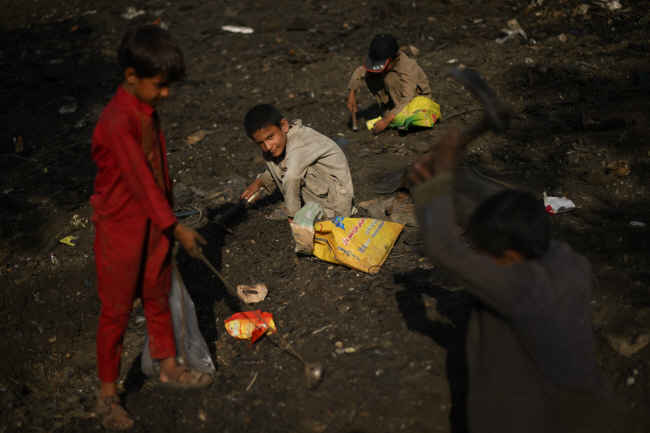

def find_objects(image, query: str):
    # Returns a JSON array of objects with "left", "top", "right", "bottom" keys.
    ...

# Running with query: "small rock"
[
  {"left": 558, "top": 34, "right": 568, "bottom": 43},
  {"left": 507, "top": 19, "right": 522, "bottom": 30},
  {"left": 408, "top": 141, "right": 430, "bottom": 153},
  {"left": 198, "top": 410, "right": 207, "bottom": 421},
  {"left": 338, "top": 305, "right": 350, "bottom": 314}
]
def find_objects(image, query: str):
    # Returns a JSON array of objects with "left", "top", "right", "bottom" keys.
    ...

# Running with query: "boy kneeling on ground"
[
  {"left": 408, "top": 130, "right": 646, "bottom": 432},
  {"left": 240, "top": 104, "right": 356, "bottom": 221}
]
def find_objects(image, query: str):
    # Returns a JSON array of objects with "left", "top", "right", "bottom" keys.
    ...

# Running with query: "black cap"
[{"left": 364, "top": 34, "right": 399, "bottom": 73}]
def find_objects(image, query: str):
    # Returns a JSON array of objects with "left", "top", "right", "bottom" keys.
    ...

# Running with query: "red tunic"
[{"left": 91, "top": 85, "right": 177, "bottom": 382}]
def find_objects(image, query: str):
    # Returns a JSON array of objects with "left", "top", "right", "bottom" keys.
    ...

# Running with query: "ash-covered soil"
[{"left": 1, "top": 0, "right": 649, "bottom": 432}]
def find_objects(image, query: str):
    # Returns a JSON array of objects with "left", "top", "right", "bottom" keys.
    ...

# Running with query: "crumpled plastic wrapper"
[
  {"left": 543, "top": 191, "right": 576, "bottom": 215},
  {"left": 224, "top": 311, "right": 276, "bottom": 348}
]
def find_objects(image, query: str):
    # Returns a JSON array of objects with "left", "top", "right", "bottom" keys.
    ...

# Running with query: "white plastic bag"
[{"left": 141, "top": 266, "right": 216, "bottom": 376}]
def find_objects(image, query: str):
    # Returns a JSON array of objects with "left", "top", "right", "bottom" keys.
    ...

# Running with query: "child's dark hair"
[
  {"left": 468, "top": 190, "right": 550, "bottom": 260},
  {"left": 244, "top": 104, "right": 285, "bottom": 138},
  {"left": 118, "top": 25, "right": 185, "bottom": 81}
]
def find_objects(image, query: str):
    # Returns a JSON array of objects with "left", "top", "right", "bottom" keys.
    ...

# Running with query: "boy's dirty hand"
[
  {"left": 347, "top": 89, "right": 357, "bottom": 113},
  {"left": 373, "top": 113, "right": 395, "bottom": 134},
  {"left": 174, "top": 223, "right": 207, "bottom": 258},
  {"left": 408, "top": 129, "right": 463, "bottom": 186},
  {"left": 240, "top": 178, "right": 264, "bottom": 202}
]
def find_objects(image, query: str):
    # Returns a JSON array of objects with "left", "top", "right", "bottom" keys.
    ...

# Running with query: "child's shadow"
[{"left": 394, "top": 268, "right": 473, "bottom": 433}]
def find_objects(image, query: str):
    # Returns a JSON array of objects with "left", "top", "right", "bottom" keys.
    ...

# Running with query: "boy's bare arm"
[
  {"left": 173, "top": 223, "right": 206, "bottom": 258},
  {"left": 409, "top": 129, "right": 464, "bottom": 185},
  {"left": 347, "top": 89, "right": 357, "bottom": 113}
]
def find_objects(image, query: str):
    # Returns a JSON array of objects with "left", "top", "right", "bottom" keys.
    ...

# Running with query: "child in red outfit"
[{"left": 91, "top": 25, "right": 210, "bottom": 430}]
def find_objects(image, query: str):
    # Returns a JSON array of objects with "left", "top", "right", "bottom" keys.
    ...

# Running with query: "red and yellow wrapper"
[{"left": 224, "top": 311, "right": 276, "bottom": 348}]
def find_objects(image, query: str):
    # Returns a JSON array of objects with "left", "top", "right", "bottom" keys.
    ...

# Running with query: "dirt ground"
[{"left": 1, "top": 0, "right": 650, "bottom": 431}]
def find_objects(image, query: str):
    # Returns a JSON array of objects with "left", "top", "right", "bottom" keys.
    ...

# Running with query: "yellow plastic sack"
[
  {"left": 367, "top": 96, "right": 441, "bottom": 131},
  {"left": 313, "top": 217, "right": 404, "bottom": 273}
]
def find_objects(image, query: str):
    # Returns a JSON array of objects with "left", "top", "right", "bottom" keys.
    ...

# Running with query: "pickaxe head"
[{"left": 451, "top": 68, "right": 513, "bottom": 133}]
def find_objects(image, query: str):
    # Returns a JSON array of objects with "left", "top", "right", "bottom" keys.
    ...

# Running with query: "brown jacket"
[
  {"left": 258, "top": 120, "right": 355, "bottom": 218},
  {"left": 348, "top": 51, "right": 431, "bottom": 116}
]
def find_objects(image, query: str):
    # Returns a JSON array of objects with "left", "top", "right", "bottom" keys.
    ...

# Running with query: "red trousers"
[{"left": 94, "top": 217, "right": 175, "bottom": 383}]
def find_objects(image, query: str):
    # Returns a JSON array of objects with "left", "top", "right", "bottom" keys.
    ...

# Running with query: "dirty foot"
[
  {"left": 93, "top": 395, "right": 135, "bottom": 431},
  {"left": 159, "top": 365, "right": 213, "bottom": 389}
]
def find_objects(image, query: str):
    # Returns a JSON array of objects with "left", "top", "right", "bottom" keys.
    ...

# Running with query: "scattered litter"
[
  {"left": 312, "top": 324, "right": 334, "bottom": 335},
  {"left": 495, "top": 28, "right": 527, "bottom": 44},
  {"left": 50, "top": 254, "right": 59, "bottom": 267},
  {"left": 331, "top": 137, "right": 355, "bottom": 148},
  {"left": 221, "top": 25, "right": 254, "bottom": 34},
  {"left": 84, "top": 277, "right": 91, "bottom": 288},
  {"left": 58, "top": 103, "right": 77, "bottom": 114},
  {"left": 335, "top": 346, "right": 361, "bottom": 355},
  {"left": 71, "top": 214, "right": 88, "bottom": 227},
  {"left": 447, "top": 59, "right": 458, "bottom": 64},
  {"left": 49, "top": 336, "right": 57, "bottom": 343},
  {"left": 598, "top": 0, "right": 622, "bottom": 10},
  {"left": 224, "top": 311, "right": 276, "bottom": 347},
  {"left": 605, "top": 160, "right": 630, "bottom": 177},
  {"left": 245, "top": 372, "right": 258, "bottom": 392},
  {"left": 558, "top": 33, "right": 568, "bottom": 43},
  {"left": 122, "top": 7, "right": 146, "bottom": 19},
  {"left": 135, "top": 316, "right": 146, "bottom": 325},
  {"left": 524, "top": 58, "right": 536, "bottom": 68},
  {"left": 174, "top": 210, "right": 200, "bottom": 219},
  {"left": 237, "top": 284, "right": 268, "bottom": 304},
  {"left": 3, "top": 189, "right": 12, "bottom": 195},
  {"left": 185, "top": 129, "right": 213, "bottom": 146},
  {"left": 543, "top": 191, "right": 576, "bottom": 214},
  {"left": 198, "top": 410, "right": 207, "bottom": 422},
  {"left": 82, "top": 10, "right": 97, "bottom": 15},
  {"left": 32, "top": 321, "right": 45, "bottom": 334},
  {"left": 59, "top": 236, "right": 78, "bottom": 246},
  {"left": 408, "top": 45, "right": 419, "bottom": 56},
  {"left": 630, "top": 221, "right": 646, "bottom": 227}
]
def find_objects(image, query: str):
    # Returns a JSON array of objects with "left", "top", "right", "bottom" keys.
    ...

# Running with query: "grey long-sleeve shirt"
[
  {"left": 348, "top": 51, "right": 431, "bottom": 116},
  {"left": 258, "top": 120, "right": 355, "bottom": 218},
  {"left": 411, "top": 174, "right": 627, "bottom": 433}
]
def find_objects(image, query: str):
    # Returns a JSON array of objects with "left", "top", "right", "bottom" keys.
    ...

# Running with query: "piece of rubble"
[{"left": 237, "top": 284, "right": 268, "bottom": 303}]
